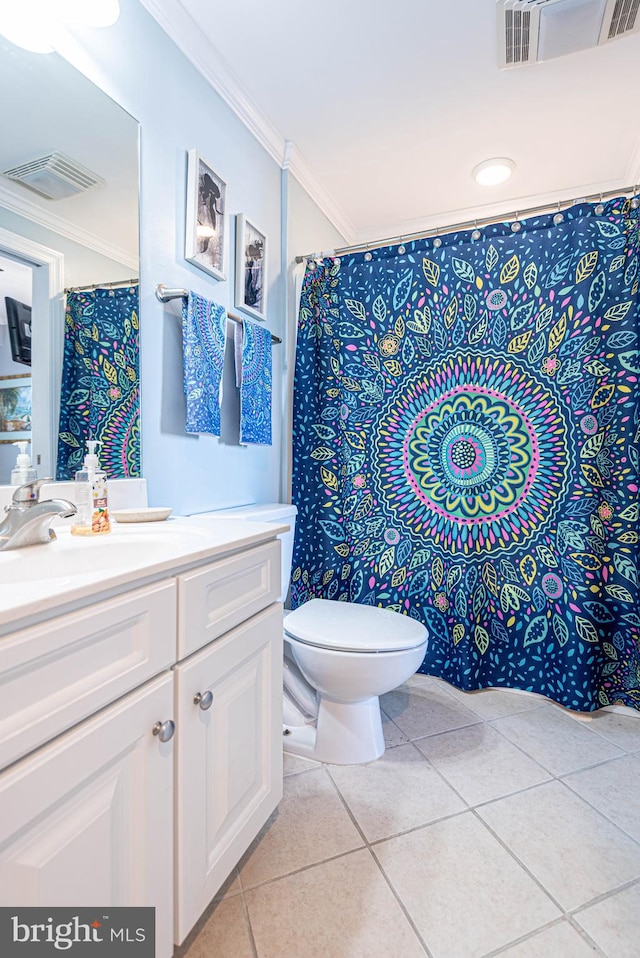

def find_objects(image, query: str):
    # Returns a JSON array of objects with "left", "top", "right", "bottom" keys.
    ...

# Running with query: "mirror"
[{"left": 0, "top": 36, "right": 139, "bottom": 484}]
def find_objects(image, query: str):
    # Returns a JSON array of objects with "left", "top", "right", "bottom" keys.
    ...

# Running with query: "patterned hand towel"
[
  {"left": 233, "top": 319, "right": 272, "bottom": 445},
  {"left": 182, "top": 291, "right": 227, "bottom": 435}
]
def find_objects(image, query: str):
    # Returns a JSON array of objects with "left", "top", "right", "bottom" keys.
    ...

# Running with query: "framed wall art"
[
  {"left": 235, "top": 214, "right": 267, "bottom": 321},
  {"left": 0, "top": 373, "right": 31, "bottom": 442},
  {"left": 185, "top": 149, "right": 227, "bottom": 281}
]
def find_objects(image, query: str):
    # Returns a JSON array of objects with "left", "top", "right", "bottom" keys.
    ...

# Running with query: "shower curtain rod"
[
  {"left": 295, "top": 183, "right": 639, "bottom": 264},
  {"left": 154, "top": 283, "right": 282, "bottom": 344},
  {"left": 65, "top": 278, "right": 139, "bottom": 293}
]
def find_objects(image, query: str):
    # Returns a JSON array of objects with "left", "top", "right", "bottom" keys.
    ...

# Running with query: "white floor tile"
[
  {"left": 328, "top": 743, "right": 465, "bottom": 842},
  {"left": 441, "top": 685, "right": 546, "bottom": 721},
  {"left": 495, "top": 921, "right": 599, "bottom": 957},
  {"left": 381, "top": 681, "right": 481, "bottom": 740},
  {"left": 588, "top": 710, "right": 640, "bottom": 752},
  {"left": 381, "top": 708, "right": 410, "bottom": 748},
  {"left": 564, "top": 753, "right": 640, "bottom": 843},
  {"left": 478, "top": 781, "right": 640, "bottom": 909},
  {"left": 283, "top": 750, "right": 320, "bottom": 776},
  {"left": 575, "top": 881, "right": 640, "bottom": 958},
  {"left": 182, "top": 894, "right": 253, "bottom": 958},
  {"left": 373, "top": 811, "right": 559, "bottom": 958},
  {"left": 491, "top": 705, "right": 623, "bottom": 776},
  {"left": 246, "top": 848, "right": 427, "bottom": 958},
  {"left": 416, "top": 724, "right": 551, "bottom": 806},
  {"left": 239, "top": 767, "right": 363, "bottom": 889},
  {"left": 184, "top": 690, "right": 640, "bottom": 958}
]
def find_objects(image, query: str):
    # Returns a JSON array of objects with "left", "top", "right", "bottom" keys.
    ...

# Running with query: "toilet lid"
[{"left": 284, "top": 599, "right": 427, "bottom": 653}]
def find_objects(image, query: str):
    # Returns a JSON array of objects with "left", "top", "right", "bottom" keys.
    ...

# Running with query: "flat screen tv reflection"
[{"left": 4, "top": 296, "right": 31, "bottom": 366}]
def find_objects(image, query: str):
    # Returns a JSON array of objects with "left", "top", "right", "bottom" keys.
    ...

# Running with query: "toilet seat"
[{"left": 284, "top": 598, "right": 426, "bottom": 654}]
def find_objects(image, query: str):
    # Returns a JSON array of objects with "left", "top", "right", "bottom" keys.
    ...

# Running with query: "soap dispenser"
[
  {"left": 10, "top": 441, "right": 37, "bottom": 486},
  {"left": 70, "top": 440, "right": 111, "bottom": 536}
]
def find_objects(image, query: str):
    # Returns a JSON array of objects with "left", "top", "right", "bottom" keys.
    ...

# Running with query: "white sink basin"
[
  {"left": 0, "top": 516, "right": 282, "bottom": 633},
  {"left": 0, "top": 529, "right": 196, "bottom": 584}
]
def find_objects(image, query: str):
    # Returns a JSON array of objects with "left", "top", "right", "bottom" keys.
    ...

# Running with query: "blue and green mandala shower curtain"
[
  {"left": 291, "top": 196, "right": 640, "bottom": 713},
  {"left": 57, "top": 286, "right": 141, "bottom": 479}
]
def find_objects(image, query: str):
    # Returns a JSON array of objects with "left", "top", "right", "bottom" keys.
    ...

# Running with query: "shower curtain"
[
  {"left": 57, "top": 285, "right": 141, "bottom": 480},
  {"left": 291, "top": 196, "right": 640, "bottom": 713}
]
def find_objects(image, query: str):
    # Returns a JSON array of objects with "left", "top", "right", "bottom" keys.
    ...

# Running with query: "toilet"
[{"left": 198, "top": 503, "right": 428, "bottom": 765}]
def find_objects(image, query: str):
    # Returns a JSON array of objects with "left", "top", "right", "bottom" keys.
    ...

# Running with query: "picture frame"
[
  {"left": 235, "top": 214, "right": 267, "bottom": 321},
  {"left": 185, "top": 149, "right": 227, "bottom": 281},
  {"left": 0, "top": 373, "right": 31, "bottom": 442}
]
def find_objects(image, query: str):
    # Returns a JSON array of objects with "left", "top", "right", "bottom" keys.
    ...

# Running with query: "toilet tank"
[{"left": 198, "top": 503, "right": 297, "bottom": 604}]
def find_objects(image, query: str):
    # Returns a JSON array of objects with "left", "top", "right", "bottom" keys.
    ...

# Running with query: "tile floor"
[{"left": 179, "top": 675, "right": 640, "bottom": 958}]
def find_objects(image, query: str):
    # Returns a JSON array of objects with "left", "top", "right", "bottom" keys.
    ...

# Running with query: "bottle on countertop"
[
  {"left": 10, "top": 441, "right": 37, "bottom": 486},
  {"left": 70, "top": 440, "right": 111, "bottom": 536}
]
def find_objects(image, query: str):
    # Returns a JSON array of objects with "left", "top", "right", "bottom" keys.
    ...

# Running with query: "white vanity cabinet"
[
  {"left": 0, "top": 522, "right": 284, "bottom": 957},
  {"left": 0, "top": 673, "right": 175, "bottom": 957},
  {"left": 174, "top": 603, "right": 283, "bottom": 943}
]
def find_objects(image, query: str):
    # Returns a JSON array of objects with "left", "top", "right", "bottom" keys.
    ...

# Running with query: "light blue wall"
[{"left": 58, "top": 0, "right": 346, "bottom": 514}]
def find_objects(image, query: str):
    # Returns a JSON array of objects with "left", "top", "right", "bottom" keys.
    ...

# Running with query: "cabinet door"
[
  {"left": 0, "top": 579, "right": 176, "bottom": 770},
  {"left": 0, "top": 673, "right": 175, "bottom": 958},
  {"left": 174, "top": 604, "right": 283, "bottom": 944}
]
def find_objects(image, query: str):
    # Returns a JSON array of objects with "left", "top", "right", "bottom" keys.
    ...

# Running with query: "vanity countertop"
[{"left": 0, "top": 516, "right": 287, "bottom": 636}]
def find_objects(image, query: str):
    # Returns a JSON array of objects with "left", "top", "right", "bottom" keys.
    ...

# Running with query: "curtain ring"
[
  {"left": 510, "top": 212, "right": 522, "bottom": 233},
  {"left": 364, "top": 244, "right": 373, "bottom": 262},
  {"left": 595, "top": 193, "right": 605, "bottom": 216},
  {"left": 398, "top": 237, "right": 406, "bottom": 255},
  {"left": 471, "top": 220, "right": 481, "bottom": 241},
  {"left": 553, "top": 202, "right": 564, "bottom": 226},
  {"left": 630, "top": 186, "right": 639, "bottom": 211},
  {"left": 433, "top": 228, "right": 442, "bottom": 249}
]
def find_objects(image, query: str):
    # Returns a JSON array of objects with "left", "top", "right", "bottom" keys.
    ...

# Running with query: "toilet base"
[{"left": 283, "top": 695, "right": 385, "bottom": 765}]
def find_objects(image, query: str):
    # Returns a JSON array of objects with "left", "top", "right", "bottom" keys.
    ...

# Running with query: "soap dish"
[{"left": 112, "top": 507, "right": 173, "bottom": 523}]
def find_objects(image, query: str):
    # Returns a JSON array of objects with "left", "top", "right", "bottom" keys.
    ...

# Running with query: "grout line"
[
  {"left": 324, "top": 763, "right": 433, "bottom": 956},
  {"left": 485, "top": 712, "right": 626, "bottom": 779},
  {"left": 238, "top": 842, "right": 367, "bottom": 894},
  {"left": 559, "top": 751, "right": 634, "bottom": 778},
  {"left": 558, "top": 776, "right": 640, "bottom": 850},
  {"left": 469, "top": 806, "right": 567, "bottom": 915},
  {"left": 239, "top": 890, "right": 259, "bottom": 958},
  {"left": 481, "top": 914, "right": 610, "bottom": 958},
  {"left": 324, "top": 763, "right": 370, "bottom": 845},
  {"left": 571, "top": 874, "right": 640, "bottom": 916},
  {"left": 565, "top": 914, "right": 611, "bottom": 958},
  {"left": 365, "top": 845, "right": 433, "bottom": 958},
  {"left": 407, "top": 729, "right": 554, "bottom": 814}
]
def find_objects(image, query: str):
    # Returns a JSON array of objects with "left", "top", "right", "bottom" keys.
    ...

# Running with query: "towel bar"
[{"left": 155, "top": 284, "right": 282, "bottom": 344}]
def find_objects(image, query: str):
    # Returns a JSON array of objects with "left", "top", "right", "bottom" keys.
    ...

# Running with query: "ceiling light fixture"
[
  {"left": 0, "top": 0, "right": 120, "bottom": 53},
  {"left": 472, "top": 157, "right": 515, "bottom": 187}
]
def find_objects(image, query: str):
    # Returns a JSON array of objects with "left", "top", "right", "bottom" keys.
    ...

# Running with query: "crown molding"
[
  {"left": 286, "top": 145, "right": 356, "bottom": 244},
  {"left": 354, "top": 177, "right": 637, "bottom": 247},
  {"left": 0, "top": 182, "right": 138, "bottom": 272},
  {"left": 138, "top": 0, "right": 352, "bottom": 244}
]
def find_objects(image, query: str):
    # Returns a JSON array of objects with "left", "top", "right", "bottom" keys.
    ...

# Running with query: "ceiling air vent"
[
  {"left": 497, "top": 0, "right": 640, "bottom": 68},
  {"left": 607, "top": 0, "right": 640, "bottom": 38},
  {"left": 1, "top": 152, "right": 104, "bottom": 200}
]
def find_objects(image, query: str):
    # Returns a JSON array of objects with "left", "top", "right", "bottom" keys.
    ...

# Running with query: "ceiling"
[{"left": 143, "top": 0, "right": 640, "bottom": 247}]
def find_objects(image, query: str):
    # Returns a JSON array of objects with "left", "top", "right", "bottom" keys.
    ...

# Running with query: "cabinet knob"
[
  {"left": 152, "top": 719, "right": 175, "bottom": 742},
  {"left": 193, "top": 690, "right": 213, "bottom": 711}
]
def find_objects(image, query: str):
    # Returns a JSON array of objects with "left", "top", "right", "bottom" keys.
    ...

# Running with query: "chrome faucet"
[{"left": 0, "top": 479, "right": 77, "bottom": 551}]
